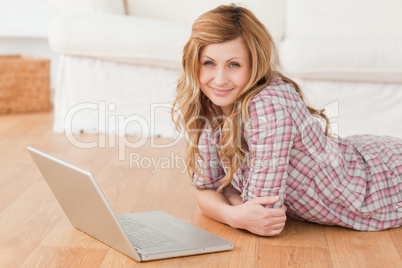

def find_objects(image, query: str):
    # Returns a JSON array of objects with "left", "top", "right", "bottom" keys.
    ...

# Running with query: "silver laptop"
[{"left": 27, "top": 146, "right": 233, "bottom": 262}]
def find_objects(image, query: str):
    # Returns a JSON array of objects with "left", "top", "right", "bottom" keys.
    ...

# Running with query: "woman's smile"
[{"left": 210, "top": 86, "right": 234, "bottom": 96}]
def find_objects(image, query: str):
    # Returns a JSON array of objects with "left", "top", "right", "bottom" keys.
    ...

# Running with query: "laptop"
[{"left": 27, "top": 146, "right": 234, "bottom": 262}]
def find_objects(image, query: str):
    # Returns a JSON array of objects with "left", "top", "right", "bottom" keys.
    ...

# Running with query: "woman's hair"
[{"left": 172, "top": 4, "right": 331, "bottom": 191}]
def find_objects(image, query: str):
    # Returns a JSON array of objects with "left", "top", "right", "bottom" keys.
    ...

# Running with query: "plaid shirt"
[{"left": 192, "top": 76, "right": 402, "bottom": 231}]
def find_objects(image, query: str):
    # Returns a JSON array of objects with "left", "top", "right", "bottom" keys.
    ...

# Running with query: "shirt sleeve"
[
  {"left": 242, "top": 95, "right": 296, "bottom": 208},
  {"left": 191, "top": 127, "right": 225, "bottom": 190}
]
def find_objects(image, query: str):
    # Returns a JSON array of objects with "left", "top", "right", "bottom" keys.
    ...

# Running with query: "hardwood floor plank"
[
  {"left": 259, "top": 245, "right": 332, "bottom": 268},
  {"left": 0, "top": 155, "right": 39, "bottom": 212},
  {"left": 325, "top": 226, "right": 402, "bottom": 268},
  {"left": 21, "top": 219, "right": 111, "bottom": 267},
  {"left": 0, "top": 180, "right": 64, "bottom": 267},
  {"left": 100, "top": 249, "right": 142, "bottom": 267},
  {"left": 20, "top": 246, "right": 109, "bottom": 268},
  {"left": 389, "top": 226, "right": 402, "bottom": 257},
  {"left": 36, "top": 220, "right": 110, "bottom": 249},
  {"left": 189, "top": 208, "right": 258, "bottom": 268},
  {"left": 259, "top": 217, "right": 332, "bottom": 267}
]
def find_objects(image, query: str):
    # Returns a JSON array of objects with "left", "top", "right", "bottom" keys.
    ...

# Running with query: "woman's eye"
[
  {"left": 230, "top": 63, "right": 240, "bottom": 68},
  {"left": 203, "top": 61, "right": 214, "bottom": 66}
]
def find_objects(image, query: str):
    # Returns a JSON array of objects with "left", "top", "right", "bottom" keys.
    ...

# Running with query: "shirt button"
[{"left": 393, "top": 205, "right": 400, "bottom": 212}]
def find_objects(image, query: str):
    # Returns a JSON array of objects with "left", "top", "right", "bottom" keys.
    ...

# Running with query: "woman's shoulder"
[{"left": 249, "top": 75, "right": 302, "bottom": 109}]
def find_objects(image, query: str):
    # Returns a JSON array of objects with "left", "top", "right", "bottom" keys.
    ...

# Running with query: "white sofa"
[{"left": 49, "top": 0, "right": 402, "bottom": 139}]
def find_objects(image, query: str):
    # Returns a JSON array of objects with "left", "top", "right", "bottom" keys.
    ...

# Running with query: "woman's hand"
[
  {"left": 227, "top": 196, "right": 287, "bottom": 236},
  {"left": 195, "top": 189, "right": 286, "bottom": 237}
]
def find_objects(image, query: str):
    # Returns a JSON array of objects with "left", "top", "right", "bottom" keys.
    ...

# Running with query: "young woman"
[{"left": 172, "top": 4, "right": 402, "bottom": 236}]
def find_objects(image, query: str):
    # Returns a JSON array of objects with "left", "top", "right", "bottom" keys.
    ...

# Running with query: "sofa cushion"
[
  {"left": 49, "top": 13, "right": 189, "bottom": 70},
  {"left": 125, "top": 0, "right": 284, "bottom": 44},
  {"left": 279, "top": 38, "right": 402, "bottom": 83},
  {"left": 282, "top": 0, "right": 402, "bottom": 82},
  {"left": 49, "top": 0, "right": 126, "bottom": 15},
  {"left": 286, "top": 0, "right": 402, "bottom": 37}
]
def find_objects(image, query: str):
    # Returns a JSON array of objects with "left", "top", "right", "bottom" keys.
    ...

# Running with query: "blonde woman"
[{"left": 172, "top": 4, "right": 402, "bottom": 236}]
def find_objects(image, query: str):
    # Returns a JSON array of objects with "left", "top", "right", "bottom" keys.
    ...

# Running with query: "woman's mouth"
[{"left": 211, "top": 87, "right": 233, "bottom": 96}]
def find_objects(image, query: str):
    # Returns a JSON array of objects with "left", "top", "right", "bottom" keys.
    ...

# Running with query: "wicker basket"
[{"left": 0, "top": 55, "right": 51, "bottom": 113}]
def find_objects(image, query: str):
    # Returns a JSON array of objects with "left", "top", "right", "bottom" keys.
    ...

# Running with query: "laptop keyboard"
[{"left": 119, "top": 217, "right": 180, "bottom": 249}]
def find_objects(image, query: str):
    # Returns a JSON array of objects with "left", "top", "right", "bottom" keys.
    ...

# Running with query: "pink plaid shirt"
[{"left": 192, "top": 76, "right": 402, "bottom": 231}]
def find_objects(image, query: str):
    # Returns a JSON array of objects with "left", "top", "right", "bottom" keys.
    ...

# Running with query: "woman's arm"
[
  {"left": 242, "top": 96, "right": 296, "bottom": 208},
  {"left": 195, "top": 189, "right": 287, "bottom": 236}
]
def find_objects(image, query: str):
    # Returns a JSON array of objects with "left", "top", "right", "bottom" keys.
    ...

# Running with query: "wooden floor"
[{"left": 0, "top": 111, "right": 401, "bottom": 267}]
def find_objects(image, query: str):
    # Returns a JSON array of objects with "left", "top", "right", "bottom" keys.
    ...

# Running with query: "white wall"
[{"left": 0, "top": 0, "right": 58, "bottom": 92}]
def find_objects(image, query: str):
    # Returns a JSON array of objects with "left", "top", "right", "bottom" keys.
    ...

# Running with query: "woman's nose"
[{"left": 214, "top": 68, "right": 228, "bottom": 86}]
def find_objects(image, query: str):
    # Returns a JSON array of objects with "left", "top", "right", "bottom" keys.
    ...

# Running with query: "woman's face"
[{"left": 198, "top": 37, "right": 251, "bottom": 116}]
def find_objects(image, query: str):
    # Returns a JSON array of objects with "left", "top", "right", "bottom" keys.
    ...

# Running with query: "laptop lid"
[{"left": 27, "top": 146, "right": 141, "bottom": 261}]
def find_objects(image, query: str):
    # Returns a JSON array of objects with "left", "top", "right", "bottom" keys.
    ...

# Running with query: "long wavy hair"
[{"left": 172, "top": 4, "right": 331, "bottom": 191}]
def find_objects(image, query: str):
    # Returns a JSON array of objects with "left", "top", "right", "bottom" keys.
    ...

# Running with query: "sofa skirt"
[{"left": 53, "top": 55, "right": 181, "bottom": 138}]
